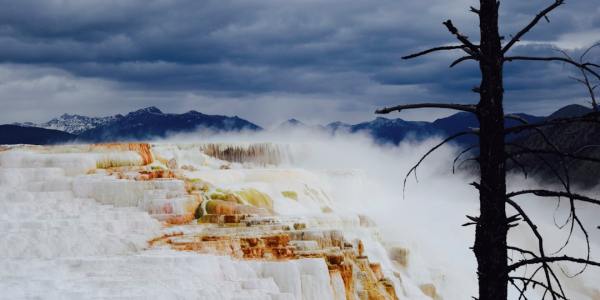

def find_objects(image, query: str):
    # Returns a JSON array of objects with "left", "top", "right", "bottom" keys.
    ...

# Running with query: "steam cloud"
[{"left": 162, "top": 126, "right": 600, "bottom": 299}]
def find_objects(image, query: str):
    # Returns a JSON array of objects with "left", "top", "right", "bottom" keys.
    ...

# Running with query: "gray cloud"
[{"left": 0, "top": 0, "right": 598, "bottom": 126}]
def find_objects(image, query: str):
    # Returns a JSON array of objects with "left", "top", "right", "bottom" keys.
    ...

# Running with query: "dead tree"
[{"left": 376, "top": 1, "right": 600, "bottom": 299}]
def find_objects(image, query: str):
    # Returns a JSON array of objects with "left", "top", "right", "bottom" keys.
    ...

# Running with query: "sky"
[{"left": 0, "top": 0, "right": 599, "bottom": 127}]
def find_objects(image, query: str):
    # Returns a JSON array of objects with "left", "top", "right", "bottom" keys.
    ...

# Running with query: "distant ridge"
[
  {"left": 343, "top": 117, "right": 439, "bottom": 144},
  {"left": 275, "top": 119, "right": 325, "bottom": 131},
  {"left": 14, "top": 113, "right": 122, "bottom": 135},
  {"left": 547, "top": 104, "right": 592, "bottom": 120},
  {"left": 0, "top": 125, "right": 75, "bottom": 145},
  {"left": 2, "top": 107, "right": 262, "bottom": 144},
  {"left": 76, "top": 107, "right": 262, "bottom": 142}
]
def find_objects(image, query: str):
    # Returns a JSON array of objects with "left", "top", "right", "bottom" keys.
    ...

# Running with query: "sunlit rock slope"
[{"left": 0, "top": 142, "right": 439, "bottom": 300}]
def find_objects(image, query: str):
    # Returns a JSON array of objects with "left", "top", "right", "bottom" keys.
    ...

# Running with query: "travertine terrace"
[{"left": 0, "top": 142, "right": 438, "bottom": 299}]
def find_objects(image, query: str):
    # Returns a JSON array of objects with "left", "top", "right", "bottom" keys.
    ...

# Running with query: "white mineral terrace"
[
  {"left": 0, "top": 143, "right": 436, "bottom": 300},
  {"left": 1, "top": 142, "right": 598, "bottom": 300}
]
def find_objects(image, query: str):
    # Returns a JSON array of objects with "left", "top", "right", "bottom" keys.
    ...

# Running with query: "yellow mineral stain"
[
  {"left": 419, "top": 283, "right": 440, "bottom": 300},
  {"left": 281, "top": 190, "right": 298, "bottom": 200}
]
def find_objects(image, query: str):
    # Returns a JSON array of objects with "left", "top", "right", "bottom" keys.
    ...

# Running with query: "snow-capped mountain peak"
[
  {"left": 127, "top": 106, "right": 163, "bottom": 116},
  {"left": 14, "top": 113, "right": 123, "bottom": 135}
]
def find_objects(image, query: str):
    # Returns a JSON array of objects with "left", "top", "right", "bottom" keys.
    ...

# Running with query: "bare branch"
[
  {"left": 557, "top": 45, "right": 600, "bottom": 111},
  {"left": 462, "top": 215, "right": 480, "bottom": 227},
  {"left": 504, "top": 56, "right": 600, "bottom": 81},
  {"left": 508, "top": 190, "right": 600, "bottom": 206},
  {"left": 502, "top": 0, "right": 565, "bottom": 54},
  {"left": 569, "top": 76, "right": 587, "bottom": 85},
  {"left": 450, "top": 56, "right": 476, "bottom": 68},
  {"left": 580, "top": 43, "right": 600, "bottom": 61},
  {"left": 572, "top": 144, "right": 600, "bottom": 155},
  {"left": 506, "top": 128, "right": 600, "bottom": 165},
  {"left": 505, "top": 114, "right": 563, "bottom": 157},
  {"left": 508, "top": 148, "right": 600, "bottom": 165},
  {"left": 570, "top": 212, "right": 592, "bottom": 277},
  {"left": 506, "top": 155, "right": 528, "bottom": 178},
  {"left": 456, "top": 157, "right": 479, "bottom": 171},
  {"left": 402, "top": 45, "right": 467, "bottom": 60},
  {"left": 508, "top": 246, "right": 538, "bottom": 258},
  {"left": 510, "top": 277, "right": 567, "bottom": 300},
  {"left": 506, "top": 198, "right": 557, "bottom": 298},
  {"left": 453, "top": 144, "right": 479, "bottom": 173},
  {"left": 509, "top": 188, "right": 596, "bottom": 278},
  {"left": 512, "top": 138, "right": 579, "bottom": 264},
  {"left": 506, "top": 143, "right": 569, "bottom": 190},
  {"left": 509, "top": 255, "right": 600, "bottom": 272},
  {"left": 375, "top": 103, "right": 477, "bottom": 115},
  {"left": 580, "top": 69, "right": 598, "bottom": 112},
  {"left": 509, "top": 278, "right": 529, "bottom": 300},
  {"left": 442, "top": 20, "right": 481, "bottom": 56},
  {"left": 587, "top": 63, "right": 600, "bottom": 69},
  {"left": 402, "top": 131, "right": 478, "bottom": 194}
]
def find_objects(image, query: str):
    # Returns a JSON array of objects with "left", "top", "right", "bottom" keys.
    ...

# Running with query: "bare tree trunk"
[{"left": 474, "top": 1, "right": 508, "bottom": 299}]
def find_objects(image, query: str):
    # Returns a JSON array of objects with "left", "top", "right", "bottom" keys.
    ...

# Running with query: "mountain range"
[
  {"left": 15, "top": 114, "right": 122, "bottom": 135},
  {"left": 8, "top": 107, "right": 261, "bottom": 144},
  {"left": 0, "top": 104, "right": 590, "bottom": 147},
  {"left": 76, "top": 107, "right": 260, "bottom": 142}
]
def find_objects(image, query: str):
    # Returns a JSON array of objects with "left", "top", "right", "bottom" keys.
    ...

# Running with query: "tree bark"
[{"left": 474, "top": 0, "right": 508, "bottom": 299}]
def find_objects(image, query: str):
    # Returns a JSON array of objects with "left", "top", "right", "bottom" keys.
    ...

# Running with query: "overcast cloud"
[{"left": 0, "top": 0, "right": 598, "bottom": 126}]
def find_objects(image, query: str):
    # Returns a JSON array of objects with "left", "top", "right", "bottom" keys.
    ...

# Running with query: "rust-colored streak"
[
  {"left": 149, "top": 214, "right": 399, "bottom": 300},
  {"left": 148, "top": 231, "right": 184, "bottom": 247},
  {"left": 136, "top": 169, "right": 176, "bottom": 181},
  {"left": 91, "top": 143, "right": 154, "bottom": 165},
  {"left": 164, "top": 214, "right": 196, "bottom": 225}
]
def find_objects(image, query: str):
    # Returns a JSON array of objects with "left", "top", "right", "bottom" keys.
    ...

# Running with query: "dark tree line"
[{"left": 376, "top": 1, "right": 600, "bottom": 299}]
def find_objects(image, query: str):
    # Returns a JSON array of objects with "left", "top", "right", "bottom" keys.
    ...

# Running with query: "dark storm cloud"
[{"left": 0, "top": 0, "right": 598, "bottom": 125}]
